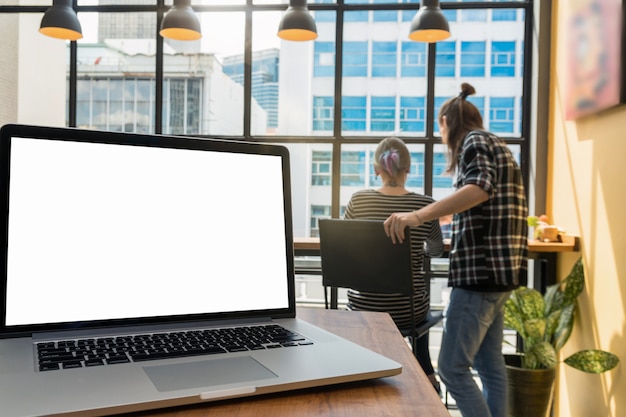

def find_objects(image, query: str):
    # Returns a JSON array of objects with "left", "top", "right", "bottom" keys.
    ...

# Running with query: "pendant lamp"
[
  {"left": 277, "top": 0, "right": 317, "bottom": 42},
  {"left": 408, "top": 0, "right": 450, "bottom": 43},
  {"left": 39, "top": 0, "right": 83, "bottom": 41},
  {"left": 160, "top": 0, "right": 202, "bottom": 41}
]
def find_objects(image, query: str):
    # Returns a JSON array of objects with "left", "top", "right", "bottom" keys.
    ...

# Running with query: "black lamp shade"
[
  {"left": 39, "top": 0, "right": 83, "bottom": 41},
  {"left": 277, "top": 0, "right": 317, "bottom": 41},
  {"left": 160, "top": 0, "right": 202, "bottom": 41},
  {"left": 408, "top": 0, "right": 451, "bottom": 43}
]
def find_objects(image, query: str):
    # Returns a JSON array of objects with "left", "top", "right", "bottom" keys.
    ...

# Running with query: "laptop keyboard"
[{"left": 35, "top": 324, "right": 313, "bottom": 371}]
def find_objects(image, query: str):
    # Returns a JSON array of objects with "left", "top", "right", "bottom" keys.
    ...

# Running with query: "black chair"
[{"left": 318, "top": 218, "right": 444, "bottom": 359}]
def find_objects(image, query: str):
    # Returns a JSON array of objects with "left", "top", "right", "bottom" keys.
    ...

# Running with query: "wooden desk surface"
[
  {"left": 294, "top": 236, "right": 579, "bottom": 253},
  {"left": 127, "top": 308, "right": 450, "bottom": 417}
]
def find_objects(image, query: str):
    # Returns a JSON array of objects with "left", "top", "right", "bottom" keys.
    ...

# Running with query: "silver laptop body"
[{"left": 0, "top": 124, "right": 400, "bottom": 417}]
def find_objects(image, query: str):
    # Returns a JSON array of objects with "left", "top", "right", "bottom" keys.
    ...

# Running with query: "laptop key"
[
  {"left": 62, "top": 361, "right": 83, "bottom": 369},
  {"left": 39, "top": 363, "right": 61, "bottom": 371},
  {"left": 106, "top": 355, "right": 131, "bottom": 365}
]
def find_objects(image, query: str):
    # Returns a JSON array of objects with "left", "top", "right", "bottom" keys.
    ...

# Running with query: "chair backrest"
[{"left": 318, "top": 219, "right": 413, "bottom": 295}]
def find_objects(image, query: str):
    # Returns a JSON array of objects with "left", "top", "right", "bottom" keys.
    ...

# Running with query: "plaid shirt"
[{"left": 448, "top": 131, "right": 528, "bottom": 290}]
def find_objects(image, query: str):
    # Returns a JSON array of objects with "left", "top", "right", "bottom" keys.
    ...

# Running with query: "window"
[
  {"left": 343, "top": 42, "right": 369, "bottom": 77},
  {"left": 370, "top": 96, "right": 396, "bottom": 132},
  {"left": 401, "top": 42, "right": 426, "bottom": 77},
  {"left": 342, "top": 96, "right": 367, "bottom": 132},
  {"left": 492, "top": 0, "right": 518, "bottom": 21},
  {"left": 491, "top": 41, "right": 516, "bottom": 77},
  {"left": 433, "top": 151, "right": 452, "bottom": 188},
  {"left": 313, "top": 96, "right": 334, "bottom": 132},
  {"left": 435, "top": 41, "right": 456, "bottom": 77},
  {"left": 400, "top": 96, "right": 425, "bottom": 133},
  {"left": 462, "top": 0, "right": 487, "bottom": 21},
  {"left": 310, "top": 205, "right": 331, "bottom": 238},
  {"left": 372, "top": 0, "right": 398, "bottom": 22},
  {"left": 461, "top": 41, "right": 486, "bottom": 77},
  {"left": 3, "top": 1, "right": 532, "bottom": 240},
  {"left": 489, "top": 97, "right": 515, "bottom": 133},
  {"left": 406, "top": 151, "right": 425, "bottom": 188},
  {"left": 314, "top": 42, "right": 335, "bottom": 77},
  {"left": 312, "top": 151, "right": 332, "bottom": 186},
  {"left": 372, "top": 42, "right": 397, "bottom": 77},
  {"left": 341, "top": 151, "right": 366, "bottom": 186}
]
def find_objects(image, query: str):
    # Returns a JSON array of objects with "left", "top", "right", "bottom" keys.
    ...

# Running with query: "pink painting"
[{"left": 565, "top": 0, "right": 624, "bottom": 120}]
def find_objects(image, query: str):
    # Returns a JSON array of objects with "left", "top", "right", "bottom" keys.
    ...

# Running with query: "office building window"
[
  {"left": 493, "top": 9, "right": 517, "bottom": 21},
  {"left": 433, "top": 151, "right": 453, "bottom": 188},
  {"left": 469, "top": 96, "right": 485, "bottom": 114},
  {"left": 461, "top": 0, "right": 487, "bottom": 21},
  {"left": 401, "top": 41, "right": 426, "bottom": 77},
  {"left": 312, "top": 151, "right": 332, "bottom": 186},
  {"left": 400, "top": 96, "right": 425, "bottom": 133},
  {"left": 343, "top": 42, "right": 369, "bottom": 77},
  {"left": 435, "top": 41, "right": 456, "bottom": 77},
  {"left": 310, "top": 205, "right": 331, "bottom": 238},
  {"left": 407, "top": 151, "right": 425, "bottom": 188},
  {"left": 433, "top": 96, "right": 448, "bottom": 134},
  {"left": 461, "top": 41, "right": 486, "bottom": 77},
  {"left": 341, "top": 151, "right": 366, "bottom": 186},
  {"left": 77, "top": 77, "right": 199, "bottom": 135},
  {"left": 401, "top": 0, "right": 420, "bottom": 21},
  {"left": 373, "top": 0, "right": 399, "bottom": 22},
  {"left": 314, "top": 42, "right": 335, "bottom": 77},
  {"left": 314, "top": 9, "right": 336, "bottom": 23},
  {"left": 489, "top": 97, "right": 515, "bottom": 133},
  {"left": 342, "top": 96, "right": 367, "bottom": 132},
  {"left": 370, "top": 96, "right": 396, "bottom": 132},
  {"left": 313, "top": 96, "right": 334, "bottom": 132},
  {"left": 492, "top": 0, "right": 518, "bottom": 21},
  {"left": 491, "top": 41, "right": 516, "bottom": 77},
  {"left": 372, "top": 42, "right": 397, "bottom": 77},
  {"left": 345, "top": 9, "right": 369, "bottom": 22}
]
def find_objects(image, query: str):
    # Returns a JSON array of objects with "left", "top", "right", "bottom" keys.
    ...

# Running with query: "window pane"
[{"left": 434, "top": 5, "right": 525, "bottom": 137}]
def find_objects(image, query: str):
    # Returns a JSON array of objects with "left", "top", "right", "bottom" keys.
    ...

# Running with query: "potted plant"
[{"left": 503, "top": 257, "right": 619, "bottom": 417}]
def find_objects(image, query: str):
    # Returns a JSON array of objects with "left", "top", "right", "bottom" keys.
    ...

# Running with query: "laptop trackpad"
[{"left": 144, "top": 356, "right": 277, "bottom": 392}]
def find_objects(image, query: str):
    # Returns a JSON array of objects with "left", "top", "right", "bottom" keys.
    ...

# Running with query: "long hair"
[
  {"left": 373, "top": 137, "right": 411, "bottom": 187},
  {"left": 438, "top": 83, "right": 484, "bottom": 174}
]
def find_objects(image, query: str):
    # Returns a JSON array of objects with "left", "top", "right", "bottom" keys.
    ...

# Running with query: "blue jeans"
[{"left": 438, "top": 288, "right": 511, "bottom": 417}]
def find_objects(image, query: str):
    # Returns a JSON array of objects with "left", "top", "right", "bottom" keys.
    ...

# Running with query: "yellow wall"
[{"left": 550, "top": 1, "right": 625, "bottom": 416}]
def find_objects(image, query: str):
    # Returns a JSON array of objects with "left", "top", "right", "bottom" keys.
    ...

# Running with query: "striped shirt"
[
  {"left": 449, "top": 131, "right": 528, "bottom": 289},
  {"left": 344, "top": 190, "right": 444, "bottom": 327}
]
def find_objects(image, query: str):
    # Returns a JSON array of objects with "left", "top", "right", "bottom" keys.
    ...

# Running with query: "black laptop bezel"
[{"left": 0, "top": 124, "right": 296, "bottom": 338}]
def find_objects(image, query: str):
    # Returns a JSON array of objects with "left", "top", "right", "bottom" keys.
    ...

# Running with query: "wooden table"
[{"left": 126, "top": 308, "right": 450, "bottom": 417}]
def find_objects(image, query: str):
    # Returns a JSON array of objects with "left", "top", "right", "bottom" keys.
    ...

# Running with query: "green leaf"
[
  {"left": 564, "top": 350, "right": 620, "bottom": 374},
  {"left": 552, "top": 303, "right": 575, "bottom": 351},
  {"left": 516, "top": 287, "right": 545, "bottom": 321},
  {"left": 544, "top": 308, "right": 561, "bottom": 343},
  {"left": 543, "top": 283, "right": 560, "bottom": 315},
  {"left": 504, "top": 298, "right": 525, "bottom": 336},
  {"left": 525, "top": 341, "right": 557, "bottom": 369},
  {"left": 561, "top": 258, "right": 585, "bottom": 305},
  {"left": 524, "top": 318, "right": 546, "bottom": 340}
]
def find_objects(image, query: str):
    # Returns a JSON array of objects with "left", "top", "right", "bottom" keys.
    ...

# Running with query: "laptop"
[{"left": 0, "top": 124, "right": 401, "bottom": 417}]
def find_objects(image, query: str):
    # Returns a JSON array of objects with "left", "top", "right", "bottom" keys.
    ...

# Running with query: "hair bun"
[{"left": 459, "top": 83, "right": 476, "bottom": 100}]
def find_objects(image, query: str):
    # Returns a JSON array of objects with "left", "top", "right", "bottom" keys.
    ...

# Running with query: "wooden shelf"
[{"left": 295, "top": 235, "right": 580, "bottom": 254}]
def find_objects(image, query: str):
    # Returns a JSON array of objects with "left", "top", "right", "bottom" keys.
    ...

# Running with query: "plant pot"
[{"left": 505, "top": 354, "right": 556, "bottom": 417}]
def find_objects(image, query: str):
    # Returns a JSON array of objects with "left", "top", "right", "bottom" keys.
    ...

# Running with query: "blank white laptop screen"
[{"left": 5, "top": 137, "right": 290, "bottom": 326}]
